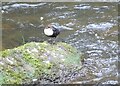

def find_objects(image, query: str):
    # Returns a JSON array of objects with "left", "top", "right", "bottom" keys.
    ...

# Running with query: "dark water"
[{"left": 2, "top": 2, "right": 118, "bottom": 84}]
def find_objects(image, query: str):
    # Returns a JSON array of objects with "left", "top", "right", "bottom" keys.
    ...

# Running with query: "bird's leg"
[
  {"left": 47, "top": 36, "right": 59, "bottom": 44},
  {"left": 50, "top": 36, "right": 59, "bottom": 44},
  {"left": 47, "top": 37, "right": 56, "bottom": 44},
  {"left": 52, "top": 37, "right": 57, "bottom": 44},
  {"left": 48, "top": 38, "right": 53, "bottom": 44}
]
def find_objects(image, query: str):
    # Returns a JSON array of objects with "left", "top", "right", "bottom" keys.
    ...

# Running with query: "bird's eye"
[{"left": 48, "top": 26, "right": 50, "bottom": 28}]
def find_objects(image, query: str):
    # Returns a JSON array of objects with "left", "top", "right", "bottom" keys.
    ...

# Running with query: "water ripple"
[
  {"left": 86, "top": 22, "right": 115, "bottom": 31},
  {"left": 2, "top": 3, "right": 47, "bottom": 13},
  {"left": 74, "top": 4, "right": 91, "bottom": 10}
]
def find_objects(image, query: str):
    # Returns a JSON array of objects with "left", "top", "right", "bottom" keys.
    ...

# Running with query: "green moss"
[
  {"left": 1, "top": 67, "right": 25, "bottom": 84},
  {"left": 0, "top": 42, "right": 83, "bottom": 84},
  {"left": 22, "top": 51, "right": 42, "bottom": 68},
  {"left": 38, "top": 42, "right": 49, "bottom": 52},
  {"left": 57, "top": 42, "right": 77, "bottom": 53},
  {"left": 65, "top": 53, "right": 80, "bottom": 65},
  {"left": 1, "top": 50, "right": 10, "bottom": 58},
  {"left": 0, "top": 72, "right": 5, "bottom": 85},
  {"left": 46, "top": 62, "right": 53, "bottom": 69}
]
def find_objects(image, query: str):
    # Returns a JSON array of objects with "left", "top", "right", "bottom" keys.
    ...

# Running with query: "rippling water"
[{"left": 1, "top": 2, "right": 118, "bottom": 84}]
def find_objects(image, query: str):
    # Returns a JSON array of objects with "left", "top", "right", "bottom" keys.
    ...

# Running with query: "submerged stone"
[{"left": 0, "top": 42, "right": 83, "bottom": 84}]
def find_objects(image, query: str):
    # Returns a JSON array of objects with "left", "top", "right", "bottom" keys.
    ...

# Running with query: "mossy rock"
[{"left": 0, "top": 42, "right": 83, "bottom": 84}]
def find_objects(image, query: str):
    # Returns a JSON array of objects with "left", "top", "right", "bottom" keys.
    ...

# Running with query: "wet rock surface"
[{"left": 0, "top": 42, "right": 83, "bottom": 84}]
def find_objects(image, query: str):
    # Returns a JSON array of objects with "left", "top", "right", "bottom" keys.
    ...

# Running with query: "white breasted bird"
[{"left": 44, "top": 23, "right": 73, "bottom": 38}]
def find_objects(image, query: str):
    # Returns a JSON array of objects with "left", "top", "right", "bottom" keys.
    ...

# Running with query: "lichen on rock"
[{"left": 0, "top": 42, "right": 83, "bottom": 84}]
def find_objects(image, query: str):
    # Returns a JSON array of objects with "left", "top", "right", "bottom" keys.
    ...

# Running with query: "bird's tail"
[
  {"left": 50, "top": 23, "right": 73, "bottom": 31},
  {"left": 60, "top": 26, "right": 73, "bottom": 30}
]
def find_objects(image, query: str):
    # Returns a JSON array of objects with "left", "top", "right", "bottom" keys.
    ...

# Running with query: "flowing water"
[{"left": 1, "top": 2, "right": 119, "bottom": 84}]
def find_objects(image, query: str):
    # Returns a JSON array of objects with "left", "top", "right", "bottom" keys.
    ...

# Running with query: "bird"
[
  {"left": 44, "top": 23, "right": 73, "bottom": 38},
  {"left": 44, "top": 24, "right": 60, "bottom": 38},
  {"left": 44, "top": 23, "right": 73, "bottom": 44}
]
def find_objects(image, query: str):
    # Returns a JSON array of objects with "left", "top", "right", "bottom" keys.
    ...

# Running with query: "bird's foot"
[{"left": 47, "top": 38, "right": 56, "bottom": 44}]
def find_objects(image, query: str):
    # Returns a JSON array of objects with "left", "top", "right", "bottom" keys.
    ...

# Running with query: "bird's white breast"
[{"left": 44, "top": 28, "right": 53, "bottom": 36}]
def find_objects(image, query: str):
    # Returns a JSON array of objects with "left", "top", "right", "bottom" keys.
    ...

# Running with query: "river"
[{"left": 1, "top": 2, "right": 119, "bottom": 85}]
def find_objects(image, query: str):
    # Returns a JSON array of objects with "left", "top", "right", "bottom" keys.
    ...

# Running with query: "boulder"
[{"left": 0, "top": 42, "right": 83, "bottom": 84}]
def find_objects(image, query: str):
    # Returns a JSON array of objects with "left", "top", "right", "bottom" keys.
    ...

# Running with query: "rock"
[{"left": 0, "top": 42, "right": 83, "bottom": 84}]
